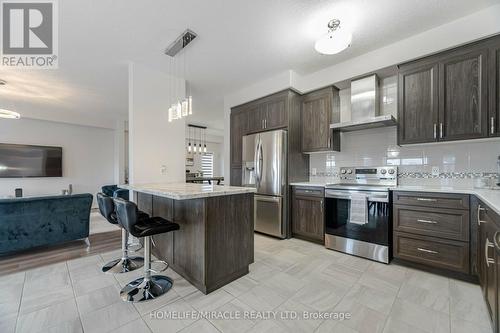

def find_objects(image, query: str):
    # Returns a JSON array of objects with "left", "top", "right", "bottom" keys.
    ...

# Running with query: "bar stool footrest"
[{"left": 102, "top": 257, "right": 144, "bottom": 274}]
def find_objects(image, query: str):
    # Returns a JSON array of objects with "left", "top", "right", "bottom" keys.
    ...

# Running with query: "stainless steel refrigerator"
[{"left": 242, "top": 129, "right": 287, "bottom": 238}]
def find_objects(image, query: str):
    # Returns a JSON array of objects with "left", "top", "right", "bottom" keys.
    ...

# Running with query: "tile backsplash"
[{"left": 309, "top": 127, "right": 500, "bottom": 188}]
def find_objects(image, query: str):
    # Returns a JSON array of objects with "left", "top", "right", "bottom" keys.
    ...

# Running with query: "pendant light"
[
  {"left": 165, "top": 29, "right": 197, "bottom": 122},
  {"left": 203, "top": 128, "right": 207, "bottom": 153},
  {"left": 198, "top": 126, "right": 202, "bottom": 155},
  {"left": 187, "top": 126, "right": 192, "bottom": 154},
  {"left": 315, "top": 19, "right": 352, "bottom": 55}
]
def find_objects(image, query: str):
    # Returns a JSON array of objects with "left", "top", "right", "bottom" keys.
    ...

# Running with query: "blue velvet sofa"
[{"left": 0, "top": 193, "right": 93, "bottom": 255}]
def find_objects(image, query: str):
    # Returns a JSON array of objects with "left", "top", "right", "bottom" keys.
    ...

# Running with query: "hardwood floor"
[{"left": 0, "top": 230, "right": 122, "bottom": 276}]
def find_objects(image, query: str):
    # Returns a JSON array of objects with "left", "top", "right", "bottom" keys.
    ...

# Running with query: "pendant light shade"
[{"left": 315, "top": 19, "right": 352, "bottom": 55}]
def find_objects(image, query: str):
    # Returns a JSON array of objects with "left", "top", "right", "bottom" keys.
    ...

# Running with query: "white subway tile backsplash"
[{"left": 309, "top": 127, "right": 500, "bottom": 187}]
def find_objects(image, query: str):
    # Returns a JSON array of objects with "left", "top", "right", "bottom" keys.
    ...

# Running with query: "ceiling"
[{"left": 0, "top": 0, "right": 498, "bottom": 130}]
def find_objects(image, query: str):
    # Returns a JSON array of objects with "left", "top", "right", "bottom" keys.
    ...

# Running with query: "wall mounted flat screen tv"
[{"left": 0, "top": 143, "right": 63, "bottom": 178}]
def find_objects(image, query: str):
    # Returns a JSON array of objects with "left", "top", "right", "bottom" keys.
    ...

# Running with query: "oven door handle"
[{"left": 326, "top": 191, "right": 388, "bottom": 203}]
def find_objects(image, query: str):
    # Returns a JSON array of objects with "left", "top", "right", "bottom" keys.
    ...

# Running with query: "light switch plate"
[
  {"left": 431, "top": 166, "right": 440, "bottom": 176},
  {"left": 311, "top": 168, "right": 317, "bottom": 176},
  {"left": 161, "top": 165, "right": 167, "bottom": 175}
]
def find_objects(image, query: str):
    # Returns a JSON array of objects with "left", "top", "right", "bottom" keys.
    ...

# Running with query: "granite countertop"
[
  {"left": 122, "top": 183, "right": 256, "bottom": 200},
  {"left": 290, "top": 182, "right": 500, "bottom": 216}
]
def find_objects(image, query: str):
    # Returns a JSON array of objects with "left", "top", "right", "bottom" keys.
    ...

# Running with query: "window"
[{"left": 201, "top": 153, "right": 214, "bottom": 178}]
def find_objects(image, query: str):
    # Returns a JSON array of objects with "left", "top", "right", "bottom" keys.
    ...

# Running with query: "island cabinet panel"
[
  {"left": 151, "top": 195, "right": 174, "bottom": 264},
  {"left": 301, "top": 87, "right": 340, "bottom": 153},
  {"left": 137, "top": 191, "right": 254, "bottom": 294},
  {"left": 439, "top": 47, "right": 489, "bottom": 141},
  {"left": 206, "top": 193, "right": 254, "bottom": 288},
  {"left": 397, "top": 63, "right": 439, "bottom": 144},
  {"left": 172, "top": 198, "right": 207, "bottom": 286}
]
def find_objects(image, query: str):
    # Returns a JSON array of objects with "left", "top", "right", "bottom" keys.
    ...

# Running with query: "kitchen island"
[{"left": 122, "top": 183, "right": 255, "bottom": 294}]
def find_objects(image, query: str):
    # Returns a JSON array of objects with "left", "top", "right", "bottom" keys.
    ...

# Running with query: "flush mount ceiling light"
[
  {"left": 0, "top": 81, "right": 20, "bottom": 119},
  {"left": 314, "top": 19, "right": 352, "bottom": 55},
  {"left": 0, "top": 109, "right": 21, "bottom": 119}
]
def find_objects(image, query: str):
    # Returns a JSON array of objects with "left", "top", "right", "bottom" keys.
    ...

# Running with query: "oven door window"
[{"left": 325, "top": 197, "right": 389, "bottom": 246}]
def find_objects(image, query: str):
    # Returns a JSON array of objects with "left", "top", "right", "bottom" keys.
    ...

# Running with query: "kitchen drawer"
[
  {"left": 293, "top": 186, "right": 324, "bottom": 198},
  {"left": 394, "top": 232, "right": 470, "bottom": 274},
  {"left": 393, "top": 191, "right": 469, "bottom": 210},
  {"left": 394, "top": 205, "right": 469, "bottom": 241}
]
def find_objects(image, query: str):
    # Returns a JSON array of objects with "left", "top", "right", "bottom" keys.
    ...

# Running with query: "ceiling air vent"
[{"left": 164, "top": 29, "right": 197, "bottom": 57}]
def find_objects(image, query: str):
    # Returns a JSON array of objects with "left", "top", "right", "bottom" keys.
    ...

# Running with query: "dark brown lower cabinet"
[
  {"left": 291, "top": 186, "right": 324, "bottom": 243},
  {"left": 476, "top": 199, "right": 500, "bottom": 333}
]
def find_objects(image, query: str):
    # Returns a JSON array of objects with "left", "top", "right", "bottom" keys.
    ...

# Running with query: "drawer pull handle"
[
  {"left": 478, "top": 205, "right": 487, "bottom": 226},
  {"left": 416, "top": 198, "right": 437, "bottom": 202},
  {"left": 417, "top": 247, "right": 438, "bottom": 254},
  {"left": 417, "top": 219, "right": 437, "bottom": 224},
  {"left": 485, "top": 238, "right": 495, "bottom": 267}
]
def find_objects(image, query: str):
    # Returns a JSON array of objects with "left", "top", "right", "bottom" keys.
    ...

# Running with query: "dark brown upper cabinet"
[
  {"left": 490, "top": 42, "right": 500, "bottom": 137},
  {"left": 397, "top": 36, "right": 499, "bottom": 145},
  {"left": 301, "top": 87, "right": 340, "bottom": 153},
  {"left": 230, "top": 108, "right": 248, "bottom": 167},
  {"left": 439, "top": 47, "right": 489, "bottom": 141},
  {"left": 246, "top": 91, "right": 288, "bottom": 133},
  {"left": 398, "top": 63, "right": 439, "bottom": 144}
]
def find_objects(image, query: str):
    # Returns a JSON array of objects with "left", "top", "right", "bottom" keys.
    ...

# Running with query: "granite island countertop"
[
  {"left": 121, "top": 183, "right": 256, "bottom": 200},
  {"left": 290, "top": 181, "right": 500, "bottom": 216}
]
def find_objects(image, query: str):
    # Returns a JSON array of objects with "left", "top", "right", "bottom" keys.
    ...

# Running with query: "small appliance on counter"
[{"left": 324, "top": 166, "right": 397, "bottom": 264}]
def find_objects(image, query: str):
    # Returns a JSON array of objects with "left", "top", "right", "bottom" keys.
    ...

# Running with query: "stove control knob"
[
  {"left": 341, "top": 169, "right": 346, "bottom": 174},
  {"left": 346, "top": 169, "right": 353, "bottom": 174},
  {"left": 388, "top": 169, "right": 395, "bottom": 175},
  {"left": 380, "top": 169, "right": 387, "bottom": 175}
]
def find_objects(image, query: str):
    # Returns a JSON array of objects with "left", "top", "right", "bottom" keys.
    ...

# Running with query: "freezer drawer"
[{"left": 254, "top": 195, "right": 284, "bottom": 238}]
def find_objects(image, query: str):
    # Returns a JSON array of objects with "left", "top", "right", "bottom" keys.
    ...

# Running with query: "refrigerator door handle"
[
  {"left": 258, "top": 139, "right": 263, "bottom": 187},
  {"left": 254, "top": 139, "right": 260, "bottom": 185}
]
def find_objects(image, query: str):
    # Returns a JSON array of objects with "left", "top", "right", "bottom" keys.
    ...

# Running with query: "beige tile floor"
[{"left": 0, "top": 232, "right": 492, "bottom": 333}]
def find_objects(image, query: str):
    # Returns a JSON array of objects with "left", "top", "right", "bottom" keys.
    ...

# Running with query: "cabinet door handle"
[
  {"left": 416, "top": 198, "right": 437, "bottom": 202},
  {"left": 433, "top": 124, "right": 437, "bottom": 139},
  {"left": 439, "top": 123, "right": 443, "bottom": 139},
  {"left": 417, "top": 219, "right": 438, "bottom": 224},
  {"left": 265, "top": 119, "right": 267, "bottom": 128},
  {"left": 485, "top": 238, "right": 495, "bottom": 267},
  {"left": 478, "top": 205, "right": 487, "bottom": 226},
  {"left": 491, "top": 117, "right": 496, "bottom": 135},
  {"left": 417, "top": 247, "right": 438, "bottom": 254}
]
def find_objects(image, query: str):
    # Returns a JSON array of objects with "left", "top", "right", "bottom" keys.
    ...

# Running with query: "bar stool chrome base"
[
  {"left": 102, "top": 228, "right": 144, "bottom": 274},
  {"left": 102, "top": 256, "right": 144, "bottom": 274},
  {"left": 120, "top": 275, "right": 173, "bottom": 302}
]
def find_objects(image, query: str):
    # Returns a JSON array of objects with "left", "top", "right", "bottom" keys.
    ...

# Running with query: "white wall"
[
  {"left": 0, "top": 118, "right": 115, "bottom": 201},
  {"left": 128, "top": 62, "right": 186, "bottom": 184},
  {"left": 223, "top": 4, "right": 500, "bottom": 181}
]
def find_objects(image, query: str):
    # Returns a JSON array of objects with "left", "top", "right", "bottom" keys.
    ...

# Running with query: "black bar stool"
[
  {"left": 113, "top": 198, "right": 180, "bottom": 303},
  {"left": 96, "top": 193, "right": 144, "bottom": 273}
]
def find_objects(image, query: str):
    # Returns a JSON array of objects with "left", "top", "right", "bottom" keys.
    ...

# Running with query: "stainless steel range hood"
[{"left": 330, "top": 74, "right": 396, "bottom": 132}]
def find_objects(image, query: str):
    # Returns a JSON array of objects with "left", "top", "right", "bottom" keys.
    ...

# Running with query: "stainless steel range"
[{"left": 324, "top": 166, "right": 397, "bottom": 263}]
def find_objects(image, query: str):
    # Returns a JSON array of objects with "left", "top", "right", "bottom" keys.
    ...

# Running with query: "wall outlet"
[
  {"left": 311, "top": 168, "right": 317, "bottom": 176},
  {"left": 431, "top": 166, "right": 440, "bottom": 176},
  {"left": 161, "top": 165, "right": 167, "bottom": 175}
]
